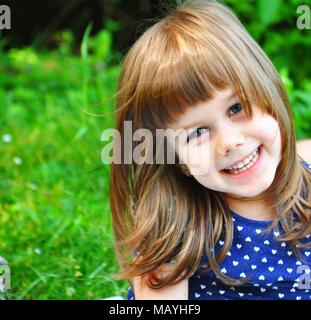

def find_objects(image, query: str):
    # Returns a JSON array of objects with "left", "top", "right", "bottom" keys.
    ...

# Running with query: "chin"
[{"left": 232, "top": 178, "right": 275, "bottom": 198}]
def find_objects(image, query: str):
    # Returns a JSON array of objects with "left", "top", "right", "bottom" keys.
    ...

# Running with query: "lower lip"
[{"left": 220, "top": 145, "right": 264, "bottom": 179}]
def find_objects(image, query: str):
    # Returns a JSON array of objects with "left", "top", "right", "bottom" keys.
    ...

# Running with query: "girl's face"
[{"left": 167, "top": 88, "right": 282, "bottom": 198}]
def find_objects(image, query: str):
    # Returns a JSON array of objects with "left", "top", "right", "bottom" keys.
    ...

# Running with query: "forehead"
[{"left": 169, "top": 87, "right": 237, "bottom": 130}]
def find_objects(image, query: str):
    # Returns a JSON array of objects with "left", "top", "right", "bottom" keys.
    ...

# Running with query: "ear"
[{"left": 296, "top": 139, "right": 311, "bottom": 164}]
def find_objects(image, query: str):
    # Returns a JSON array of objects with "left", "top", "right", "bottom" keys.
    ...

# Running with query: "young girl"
[{"left": 110, "top": 0, "right": 311, "bottom": 300}]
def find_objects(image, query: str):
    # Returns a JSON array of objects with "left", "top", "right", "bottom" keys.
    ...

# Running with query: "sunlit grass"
[{"left": 0, "top": 30, "right": 127, "bottom": 299}]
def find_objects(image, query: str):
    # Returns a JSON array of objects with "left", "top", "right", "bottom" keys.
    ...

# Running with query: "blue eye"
[
  {"left": 228, "top": 103, "right": 242, "bottom": 116},
  {"left": 187, "top": 127, "right": 209, "bottom": 143}
]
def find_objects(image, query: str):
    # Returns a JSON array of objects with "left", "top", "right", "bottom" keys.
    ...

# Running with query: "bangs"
[
  {"left": 129, "top": 11, "right": 272, "bottom": 131},
  {"left": 119, "top": 1, "right": 284, "bottom": 133}
]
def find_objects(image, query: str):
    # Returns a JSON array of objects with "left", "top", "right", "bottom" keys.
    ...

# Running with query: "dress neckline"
[{"left": 231, "top": 210, "right": 273, "bottom": 226}]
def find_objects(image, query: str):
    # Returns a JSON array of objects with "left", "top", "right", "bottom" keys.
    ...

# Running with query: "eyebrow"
[{"left": 179, "top": 91, "right": 238, "bottom": 130}]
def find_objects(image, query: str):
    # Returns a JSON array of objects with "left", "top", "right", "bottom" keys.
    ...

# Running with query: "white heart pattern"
[{"left": 191, "top": 197, "right": 311, "bottom": 301}]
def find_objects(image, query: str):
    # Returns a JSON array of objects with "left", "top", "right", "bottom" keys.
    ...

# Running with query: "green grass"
[{"left": 0, "top": 30, "right": 128, "bottom": 299}]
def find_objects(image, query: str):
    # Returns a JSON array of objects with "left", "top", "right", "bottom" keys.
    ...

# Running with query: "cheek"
[
  {"left": 193, "top": 171, "right": 224, "bottom": 192},
  {"left": 250, "top": 114, "right": 281, "bottom": 146}
]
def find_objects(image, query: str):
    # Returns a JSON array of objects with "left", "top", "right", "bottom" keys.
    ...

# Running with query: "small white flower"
[
  {"left": 13, "top": 156, "right": 22, "bottom": 165},
  {"left": 66, "top": 287, "right": 76, "bottom": 297},
  {"left": 2, "top": 134, "right": 12, "bottom": 143},
  {"left": 34, "top": 247, "right": 42, "bottom": 255},
  {"left": 27, "top": 182, "right": 38, "bottom": 190}
]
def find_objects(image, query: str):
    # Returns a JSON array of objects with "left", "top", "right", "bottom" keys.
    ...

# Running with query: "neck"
[{"left": 225, "top": 193, "right": 276, "bottom": 221}]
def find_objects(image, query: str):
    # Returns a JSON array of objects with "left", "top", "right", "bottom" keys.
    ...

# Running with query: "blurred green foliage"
[
  {"left": 224, "top": 0, "right": 311, "bottom": 138},
  {"left": 0, "top": 0, "right": 310, "bottom": 299}
]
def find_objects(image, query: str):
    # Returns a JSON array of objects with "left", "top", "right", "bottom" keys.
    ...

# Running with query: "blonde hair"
[{"left": 110, "top": 0, "right": 311, "bottom": 289}]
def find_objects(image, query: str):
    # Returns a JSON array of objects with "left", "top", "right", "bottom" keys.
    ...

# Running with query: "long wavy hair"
[{"left": 109, "top": 0, "right": 311, "bottom": 289}]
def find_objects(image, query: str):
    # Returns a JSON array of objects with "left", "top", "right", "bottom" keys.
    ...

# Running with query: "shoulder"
[
  {"left": 132, "top": 264, "right": 189, "bottom": 300},
  {"left": 297, "top": 139, "right": 311, "bottom": 164}
]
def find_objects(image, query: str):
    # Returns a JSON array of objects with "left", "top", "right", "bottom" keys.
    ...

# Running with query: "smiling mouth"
[{"left": 222, "top": 145, "right": 262, "bottom": 175}]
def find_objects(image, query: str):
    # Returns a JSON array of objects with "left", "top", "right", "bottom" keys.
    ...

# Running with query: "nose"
[{"left": 216, "top": 129, "right": 245, "bottom": 157}]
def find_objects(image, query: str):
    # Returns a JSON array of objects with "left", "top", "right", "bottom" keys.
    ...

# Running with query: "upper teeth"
[{"left": 225, "top": 147, "right": 259, "bottom": 170}]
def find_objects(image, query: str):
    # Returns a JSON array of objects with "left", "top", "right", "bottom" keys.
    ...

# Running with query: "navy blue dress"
[{"left": 126, "top": 160, "right": 311, "bottom": 300}]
